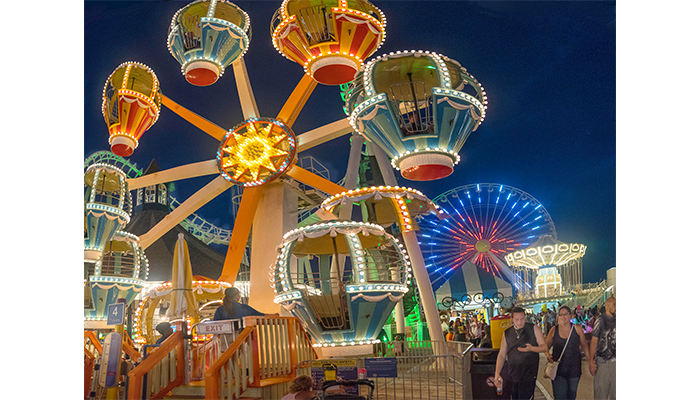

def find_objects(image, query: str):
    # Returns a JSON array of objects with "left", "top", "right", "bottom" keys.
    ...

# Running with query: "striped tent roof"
[{"left": 435, "top": 261, "right": 513, "bottom": 308}]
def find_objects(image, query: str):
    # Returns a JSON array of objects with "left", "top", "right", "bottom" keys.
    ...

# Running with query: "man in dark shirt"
[
  {"left": 590, "top": 296, "right": 616, "bottom": 399},
  {"left": 495, "top": 307, "right": 548, "bottom": 399}
]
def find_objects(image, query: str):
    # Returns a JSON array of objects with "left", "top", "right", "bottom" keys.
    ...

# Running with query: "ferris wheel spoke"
[
  {"left": 127, "top": 160, "right": 219, "bottom": 190},
  {"left": 485, "top": 251, "right": 519, "bottom": 285},
  {"left": 276, "top": 74, "right": 318, "bottom": 128},
  {"left": 296, "top": 118, "right": 354, "bottom": 153},
  {"left": 161, "top": 94, "right": 228, "bottom": 141},
  {"left": 139, "top": 175, "right": 233, "bottom": 249},
  {"left": 285, "top": 164, "right": 346, "bottom": 196},
  {"left": 218, "top": 185, "right": 265, "bottom": 283},
  {"left": 231, "top": 58, "right": 261, "bottom": 120}
]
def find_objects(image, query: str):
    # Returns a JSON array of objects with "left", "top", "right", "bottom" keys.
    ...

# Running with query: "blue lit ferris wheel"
[{"left": 416, "top": 183, "right": 556, "bottom": 292}]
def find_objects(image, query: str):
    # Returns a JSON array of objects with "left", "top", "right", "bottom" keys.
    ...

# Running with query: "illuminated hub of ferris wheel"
[{"left": 415, "top": 183, "right": 556, "bottom": 292}]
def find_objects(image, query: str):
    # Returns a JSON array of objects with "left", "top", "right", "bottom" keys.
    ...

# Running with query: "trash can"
[{"left": 465, "top": 348, "right": 511, "bottom": 399}]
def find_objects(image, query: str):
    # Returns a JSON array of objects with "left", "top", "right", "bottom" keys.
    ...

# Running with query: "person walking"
[
  {"left": 590, "top": 297, "right": 616, "bottom": 399},
  {"left": 545, "top": 306, "right": 591, "bottom": 400},
  {"left": 494, "top": 307, "right": 548, "bottom": 399}
]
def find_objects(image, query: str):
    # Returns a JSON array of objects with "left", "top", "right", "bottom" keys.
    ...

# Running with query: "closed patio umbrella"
[{"left": 167, "top": 233, "right": 197, "bottom": 321}]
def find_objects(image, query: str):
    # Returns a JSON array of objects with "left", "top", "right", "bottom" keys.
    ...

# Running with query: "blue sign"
[
  {"left": 365, "top": 357, "right": 398, "bottom": 378},
  {"left": 107, "top": 302, "right": 125, "bottom": 326}
]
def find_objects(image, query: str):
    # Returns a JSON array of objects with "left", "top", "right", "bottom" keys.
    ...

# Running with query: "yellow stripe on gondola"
[
  {"left": 353, "top": 27, "right": 381, "bottom": 60},
  {"left": 284, "top": 31, "right": 313, "bottom": 65}
]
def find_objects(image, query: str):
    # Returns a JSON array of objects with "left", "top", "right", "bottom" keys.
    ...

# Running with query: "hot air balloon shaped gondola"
[
  {"left": 168, "top": 0, "right": 251, "bottom": 86},
  {"left": 346, "top": 50, "right": 488, "bottom": 181},
  {"left": 271, "top": 0, "right": 386, "bottom": 85},
  {"left": 272, "top": 221, "right": 410, "bottom": 352},
  {"left": 84, "top": 231, "right": 148, "bottom": 321},
  {"left": 101, "top": 62, "right": 162, "bottom": 157},
  {"left": 84, "top": 163, "right": 132, "bottom": 263}
]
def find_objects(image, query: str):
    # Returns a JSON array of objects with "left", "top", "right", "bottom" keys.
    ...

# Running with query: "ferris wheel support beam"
[
  {"left": 285, "top": 165, "right": 347, "bottom": 196},
  {"left": 139, "top": 176, "right": 233, "bottom": 249},
  {"left": 276, "top": 74, "right": 318, "bottom": 127},
  {"left": 231, "top": 58, "right": 261, "bottom": 120},
  {"left": 161, "top": 94, "right": 228, "bottom": 141},
  {"left": 367, "top": 141, "right": 407, "bottom": 334},
  {"left": 402, "top": 231, "right": 447, "bottom": 360},
  {"left": 296, "top": 118, "right": 354, "bottom": 153},
  {"left": 127, "top": 160, "right": 219, "bottom": 190},
  {"left": 218, "top": 185, "right": 264, "bottom": 283},
  {"left": 486, "top": 251, "right": 522, "bottom": 290}
]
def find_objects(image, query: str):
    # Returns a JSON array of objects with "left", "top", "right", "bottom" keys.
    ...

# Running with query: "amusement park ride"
[{"left": 84, "top": 0, "right": 583, "bottom": 369}]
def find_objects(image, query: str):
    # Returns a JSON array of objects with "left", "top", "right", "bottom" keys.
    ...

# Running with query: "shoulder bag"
[{"left": 544, "top": 324, "right": 573, "bottom": 380}]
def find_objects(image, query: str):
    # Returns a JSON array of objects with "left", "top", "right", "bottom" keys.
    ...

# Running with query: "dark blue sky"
[{"left": 84, "top": 0, "right": 616, "bottom": 283}]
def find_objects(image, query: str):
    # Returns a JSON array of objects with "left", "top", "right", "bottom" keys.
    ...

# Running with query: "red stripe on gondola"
[
  {"left": 133, "top": 113, "right": 153, "bottom": 140},
  {"left": 122, "top": 98, "right": 138, "bottom": 134},
  {"left": 348, "top": 22, "right": 369, "bottom": 56}
]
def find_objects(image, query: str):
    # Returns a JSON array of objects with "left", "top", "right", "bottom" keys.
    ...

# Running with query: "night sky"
[{"left": 83, "top": 0, "right": 616, "bottom": 283}]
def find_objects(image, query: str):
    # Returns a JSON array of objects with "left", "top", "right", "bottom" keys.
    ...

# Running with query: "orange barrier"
[
  {"left": 127, "top": 331, "right": 186, "bottom": 400},
  {"left": 204, "top": 326, "right": 260, "bottom": 399},
  {"left": 84, "top": 352, "right": 96, "bottom": 399},
  {"left": 84, "top": 331, "right": 103, "bottom": 356},
  {"left": 202, "top": 316, "right": 318, "bottom": 399}
]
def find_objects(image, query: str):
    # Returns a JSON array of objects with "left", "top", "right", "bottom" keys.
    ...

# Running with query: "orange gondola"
[
  {"left": 101, "top": 62, "right": 162, "bottom": 157},
  {"left": 271, "top": 0, "right": 386, "bottom": 85}
]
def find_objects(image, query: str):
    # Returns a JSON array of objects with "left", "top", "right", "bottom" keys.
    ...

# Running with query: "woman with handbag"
[{"left": 545, "top": 306, "right": 591, "bottom": 399}]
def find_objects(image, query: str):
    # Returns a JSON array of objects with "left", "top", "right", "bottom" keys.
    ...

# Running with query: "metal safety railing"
[{"left": 299, "top": 341, "right": 476, "bottom": 400}]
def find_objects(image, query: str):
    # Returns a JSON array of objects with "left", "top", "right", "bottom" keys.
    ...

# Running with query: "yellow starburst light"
[{"left": 216, "top": 118, "right": 297, "bottom": 187}]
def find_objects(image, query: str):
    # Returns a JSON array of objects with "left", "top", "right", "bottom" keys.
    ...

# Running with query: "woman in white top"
[{"left": 281, "top": 376, "right": 318, "bottom": 400}]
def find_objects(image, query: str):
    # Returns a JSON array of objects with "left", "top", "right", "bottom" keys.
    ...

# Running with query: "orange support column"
[
  {"left": 276, "top": 74, "right": 318, "bottom": 127},
  {"left": 161, "top": 94, "right": 228, "bottom": 141},
  {"left": 219, "top": 186, "right": 264, "bottom": 283}
]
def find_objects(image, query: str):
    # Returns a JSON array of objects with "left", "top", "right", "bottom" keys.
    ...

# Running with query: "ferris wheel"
[{"left": 415, "top": 183, "right": 556, "bottom": 292}]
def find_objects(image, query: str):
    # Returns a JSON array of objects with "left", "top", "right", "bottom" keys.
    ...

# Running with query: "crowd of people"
[
  {"left": 442, "top": 313, "right": 491, "bottom": 348},
  {"left": 493, "top": 297, "right": 616, "bottom": 400}
]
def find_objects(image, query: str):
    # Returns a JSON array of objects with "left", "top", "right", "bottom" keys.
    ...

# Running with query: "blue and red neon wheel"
[{"left": 416, "top": 183, "right": 556, "bottom": 291}]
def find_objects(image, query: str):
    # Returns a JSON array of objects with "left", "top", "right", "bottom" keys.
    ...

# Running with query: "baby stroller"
[{"left": 320, "top": 379, "right": 374, "bottom": 400}]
